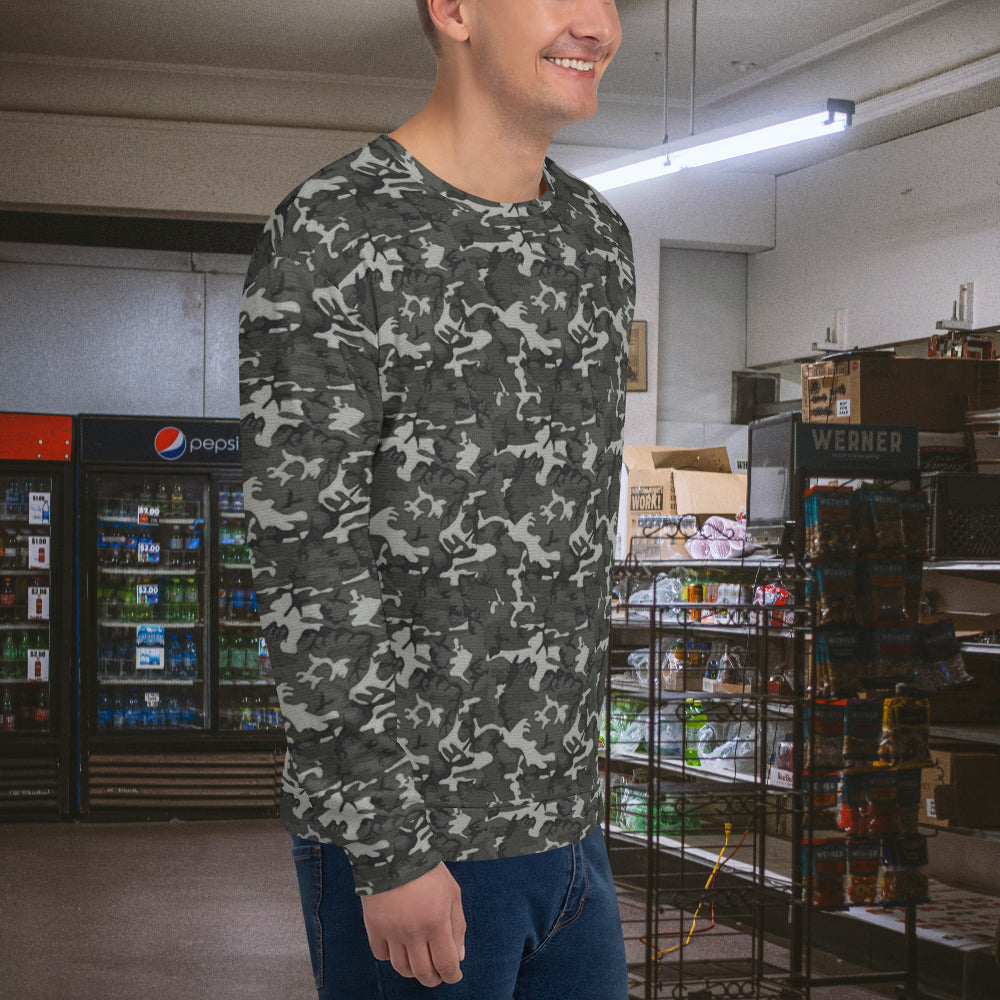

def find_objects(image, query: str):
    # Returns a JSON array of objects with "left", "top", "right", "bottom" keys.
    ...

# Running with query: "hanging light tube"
[{"left": 583, "top": 99, "right": 855, "bottom": 192}]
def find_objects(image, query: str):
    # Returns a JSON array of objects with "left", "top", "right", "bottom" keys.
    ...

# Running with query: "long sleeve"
[{"left": 239, "top": 244, "right": 443, "bottom": 895}]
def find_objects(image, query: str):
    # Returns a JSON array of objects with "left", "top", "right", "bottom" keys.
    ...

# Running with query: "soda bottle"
[
  {"left": 156, "top": 481, "right": 170, "bottom": 510},
  {"left": 218, "top": 572, "right": 229, "bottom": 620},
  {"left": 252, "top": 692, "right": 266, "bottom": 730},
  {"left": 167, "top": 524, "right": 184, "bottom": 568},
  {"left": 170, "top": 482, "right": 185, "bottom": 518},
  {"left": 1, "top": 687, "right": 16, "bottom": 731},
  {"left": 260, "top": 636, "right": 272, "bottom": 677},
  {"left": 0, "top": 577, "right": 15, "bottom": 622},
  {"left": 184, "top": 577, "right": 199, "bottom": 622},
  {"left": 230, "top": 633, "right": 246, "bottom": 678},
  {"left": 186, "top": 524, "right": 201, "bottom": 569},
  {"left": 230, "top": 583, "right": 245, "bottom": 621},
  {"left": 16, "top": 632, "right": 29, "bottom": 677},
  {"left": 33, "top": 686, "right": 49, "bottom": 730},
  {"left": 218, "top": 483, "right": 231, "bottom": 514},
  {"left": 231, "top": 484, "right": 244, "bottom": 513},
  {"left": 2, "top": 632, "right": 16, "bottom": 678},
  {"left": 218, "top": 631, "right": 231, "bottom": 681},
  {"left": 245, "top": 632, "right": 260, "bottom": 679},
  {"left": 239, "top": 692, "right": 255, "bottom": 731}
]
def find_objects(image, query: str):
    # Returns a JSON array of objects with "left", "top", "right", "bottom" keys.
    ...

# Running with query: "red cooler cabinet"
[{"left": 0, "top": 413, "right": 75, "bottom": 819}]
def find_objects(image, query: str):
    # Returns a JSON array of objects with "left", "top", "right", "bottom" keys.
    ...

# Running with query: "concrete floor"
[{"left": 1, "top": 818, "right": 903, "bottom": 1000}]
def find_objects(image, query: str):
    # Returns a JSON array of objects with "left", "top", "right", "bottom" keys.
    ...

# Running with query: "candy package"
[
  {"left": 878, "top": 835, "right": 929, "bottom": 908},
  {"left": 846, "top": 839, "right": 881, "bottom": 906},
  {"left": 807, "top": 840, "right": 847, "bottom": 909},
  {"left": 866, "top": 626, "right": 915, "bottom": 686},
  {"left": 812, "top": 561, "right": 858, "bottom": 627},
  {"left": 855, "top": 487, "right": 905, "bottom": 555},
  {"left": 859, "top": 556, "right": 907, "bottom": 624},
  {"left": 806, "top": 699, "right": 847, "bottom": 770},
  {"left": 877, "top": 695, "right": 932, "bottom": 767},
  {"left": 805, "top": 773, "right": 840, "bottom": 831},
  {"left": 815, "top": 628, "right": 864, "bottom": 696},
  {"left": 805, "top": 486, "right": 857, "bottom": 559},
  {"left": 842, "top": 698, "right": 884, "bottom": 762}
]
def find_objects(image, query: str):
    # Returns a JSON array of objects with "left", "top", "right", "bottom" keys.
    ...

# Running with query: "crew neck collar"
[{"left": 375, "top": 134, "right": 556, "bottom": 217}]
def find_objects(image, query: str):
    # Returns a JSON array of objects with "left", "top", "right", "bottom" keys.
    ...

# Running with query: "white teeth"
[{"left": 548, "top": 57, "right": 595, "bottom": 72}]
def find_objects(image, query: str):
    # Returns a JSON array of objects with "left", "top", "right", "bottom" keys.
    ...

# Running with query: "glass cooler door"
[
  {"left": 216, "top": 477, "right": 280, "bottom": 734},
  {"left": 0, "top": 475, "right": 55, "bottom": 734},
  {"left": 92, "top": 473, "right": 209, "bottom": 732}
]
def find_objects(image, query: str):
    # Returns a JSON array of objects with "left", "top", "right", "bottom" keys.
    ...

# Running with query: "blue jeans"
[{"left": 291, "top": 828, "right": 628, "bottom": 1000}]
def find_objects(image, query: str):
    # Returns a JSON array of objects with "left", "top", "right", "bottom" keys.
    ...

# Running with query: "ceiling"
[{"left": 3, "top": 0, "right": 999, "bottom": 177}]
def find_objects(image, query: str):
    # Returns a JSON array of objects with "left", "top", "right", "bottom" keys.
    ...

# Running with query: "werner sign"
[{"left": 795, "top": 423, "right": 918, "bottom": 475}]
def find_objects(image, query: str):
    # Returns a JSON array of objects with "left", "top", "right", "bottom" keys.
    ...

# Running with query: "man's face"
[{"left": 463, "top": 0, "right": 621, "bottom": 137}]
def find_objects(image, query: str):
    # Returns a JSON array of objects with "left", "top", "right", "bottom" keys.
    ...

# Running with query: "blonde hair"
[{"left": 414, "top": 0, "right": 440, "bottom": 54}]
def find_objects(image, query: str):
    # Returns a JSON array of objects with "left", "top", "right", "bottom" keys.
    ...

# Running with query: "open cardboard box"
[{"left": 622, "top": 445, "right": 747, "bottom": 559}]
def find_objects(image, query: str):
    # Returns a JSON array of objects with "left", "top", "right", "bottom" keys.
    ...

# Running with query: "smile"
[{"left": 546, "top": 57, "right": 596, "bottom": 72}]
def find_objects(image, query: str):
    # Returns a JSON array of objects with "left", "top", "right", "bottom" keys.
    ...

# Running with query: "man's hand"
[{"left": 360, "top": 862, "right": 466, "bottom": 987}]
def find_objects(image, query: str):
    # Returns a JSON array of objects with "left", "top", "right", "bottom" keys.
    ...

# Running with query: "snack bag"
[
  {"left": 806, "top": 699, "right": 847, "bottom": 770},
  {"left": 855, "top": 487, "right": 905, "bottom": 555},
  {"left": 805, "top": 486, "right": 857, "bottom": 559},
  {"left": 843, "top": 698, "right": 884, "bottom": 763},
  {"left": 912, "top": 619, "right": 973, "bottom": 691},
  {"left": 813, "top": 561, "right": 858, "bottom": 627},
  {"left": 815, "top": 628, "right": 864, "bottom": 696},
  {"left": 877, "top": 695, "right": 932, "bottom": 767},
  {"left": 878, "top": 835, "right": 929, "bottom": 908},
  {"left": 859, "top": 556, "right": 907, "bottom": 624},
  {"left": 899, "top": 491, "right": 929, "bottom": 560},
  {"left": 846, "top": 839, "right": 881, "bottom": 906},
  {"left": 807, "top": 840, "right": 848, "bottom": 909},
  {"left": 866, "top": 626, "right": 915, "bottom": 687}
]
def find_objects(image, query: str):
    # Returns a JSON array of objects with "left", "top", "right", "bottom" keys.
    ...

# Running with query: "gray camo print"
[{"left": 239, "top": 135, "right": 635, "bottom": 894}]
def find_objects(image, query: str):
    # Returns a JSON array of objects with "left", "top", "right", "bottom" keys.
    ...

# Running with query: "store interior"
[{"left": 2, "top": 2, "right": 999, "bottom": 999}]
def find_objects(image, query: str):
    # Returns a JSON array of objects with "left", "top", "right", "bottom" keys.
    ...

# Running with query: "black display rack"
[{"left": 606, "top": 418, "right": 934, "bottom": 999}]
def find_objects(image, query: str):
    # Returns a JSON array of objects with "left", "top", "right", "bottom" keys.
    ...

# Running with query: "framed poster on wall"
[{"left": 627, "top": 320, "right": 647, "bottom": 392}]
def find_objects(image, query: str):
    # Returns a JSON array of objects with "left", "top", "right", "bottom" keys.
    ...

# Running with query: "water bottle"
[
  {"left": 125, "top": 688, "right": 141, "bottom": 728},
  {"left": 181, "top": 696, "right": 197, "bottom": 728},
  {"left": 182, "top": 634, "right": 197, "bottom": 679},
  {"left": 112, "top": 689, "right": 125, "bottom": 729},
  {"left": 166, "top": 696, "right": 182, "bottom": 728},
  {"left": 166, "top": 633, "right": 181, "bottom": 678}
]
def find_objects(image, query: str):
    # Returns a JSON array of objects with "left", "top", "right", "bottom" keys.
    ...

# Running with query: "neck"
[{"left": 390, "top": 76, "right": 552, "bottom": 204}]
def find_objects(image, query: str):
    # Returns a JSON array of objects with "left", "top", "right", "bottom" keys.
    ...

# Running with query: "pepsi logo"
[{"left": 154, "top": 427, "right": 187, "bottom": 461}]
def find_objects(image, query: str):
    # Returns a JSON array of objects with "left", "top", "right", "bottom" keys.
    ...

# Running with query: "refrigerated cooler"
[
  {"left": 78, "top": 415, "right": 283, "bottom": 819},
  {"left": 0, "top": 413, "right": 75, "bottom": 819}
]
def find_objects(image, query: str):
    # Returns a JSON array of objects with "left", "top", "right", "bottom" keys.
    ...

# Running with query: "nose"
[{"left": 570, "top": 0, "right": 620, "bottom": 49}]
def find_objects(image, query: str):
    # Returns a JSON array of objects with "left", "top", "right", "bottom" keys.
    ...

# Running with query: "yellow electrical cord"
[{"left": 654, "top": 822, "right": 734, "bottom": 959}]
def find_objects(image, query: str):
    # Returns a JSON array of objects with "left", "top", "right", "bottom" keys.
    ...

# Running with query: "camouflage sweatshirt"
[{"left": 239, "top": 135, "right": 635, "bottom": 894}]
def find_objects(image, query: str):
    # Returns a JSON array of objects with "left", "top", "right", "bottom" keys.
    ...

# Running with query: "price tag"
[
  {"left": 28, "top": 648, "right": 49, "bottom": 682},
  {"left": 137, "top": 645, "right": 165, "bottom": 671},
  {"left": 28, "top": 586, "right": 50, "bottom": 621},
  {"left": 144, "top": 689, "right": 161, "bottom": 708},
  {"left": 29, "top": 493, "right": 51, "bottom": 526},
  {"left": 138, "top": 504, "right": 160, "bottom": 527},
  {"left": 29, "top": 536, "right": 50, "bottom": 569},
  {"left": 138, "top": 540, "right": 161, "bottom": 564},
  {"left": 137, "top": 583, "right": 159, "bottom": 606}
]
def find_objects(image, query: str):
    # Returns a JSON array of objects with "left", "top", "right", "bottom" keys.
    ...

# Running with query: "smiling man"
[{"left": 239, "top": 1, "right": 634, "bottom": 997}]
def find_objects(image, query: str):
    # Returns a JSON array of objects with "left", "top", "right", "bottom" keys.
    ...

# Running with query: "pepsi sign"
[
  {"left": 79, "top": 415, "right": 243, "bottom": 467},
  {"left": 154, "top": 426, "right": 187, "bottom": 461}
]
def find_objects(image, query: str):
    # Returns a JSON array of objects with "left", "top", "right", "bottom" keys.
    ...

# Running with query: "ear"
[{"left": 426, "top": 0, "right": 471, "bottom": 45}]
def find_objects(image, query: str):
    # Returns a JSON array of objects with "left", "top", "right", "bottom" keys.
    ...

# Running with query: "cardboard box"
[
  {"left": 622, "top": 446, "right": 747, "bottom": 557},
  {"left": 920, "top": 746, "right": 1000, "bottom": 829},
  {"left": 800, "top": 356, "right": 1000, "bottom": 431}
]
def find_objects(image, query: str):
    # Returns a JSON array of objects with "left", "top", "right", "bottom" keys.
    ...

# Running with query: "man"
[{"left": 239, "top": 1, "right": 634, "bottom": 996}]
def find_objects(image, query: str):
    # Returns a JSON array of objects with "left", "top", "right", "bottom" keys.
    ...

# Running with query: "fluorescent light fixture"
[{"left": 583, "top": 99, "right": 854, "bottom": 192}]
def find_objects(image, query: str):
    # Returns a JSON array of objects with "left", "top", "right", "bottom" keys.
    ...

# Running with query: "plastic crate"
[{"left": 926, "top": 473, "right": 1000, "bottom": 559}]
